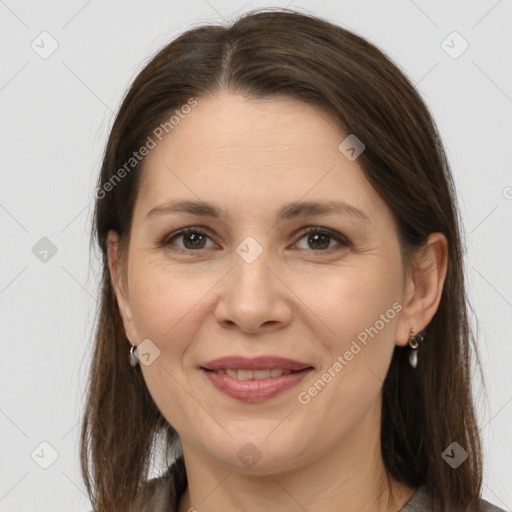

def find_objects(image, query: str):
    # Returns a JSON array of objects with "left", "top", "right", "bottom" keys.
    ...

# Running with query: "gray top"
[
  {"left": 134, "top": 456, "right": 507, "bottom": 512},
  {"left": 398, "top": 483, "right": 506, "bottom": 511}
]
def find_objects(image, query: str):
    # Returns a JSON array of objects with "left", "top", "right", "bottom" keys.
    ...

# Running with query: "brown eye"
[
  {"left": 160, "top": 226, "right": 349, "bottom": 253},
  {"left": 161, "top": 228, "right": 215, "bottom": 250},
  {"left": 181, "top": 232, "right": 208, "bottom": 249},
  {"left": 294, "top": 227, "right": 349, "bottom": 251}
]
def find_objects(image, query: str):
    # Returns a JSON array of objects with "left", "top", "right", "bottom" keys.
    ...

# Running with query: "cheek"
[
  {"left": 127, "top": 264, "right": 210, "bottom": 428},
  {"left": 302, "top": 263, "right": 402, "bottom": 352},
  {"left": 128, "top": 263, "right": 194, "bottom": 348},
  {"left": 128, "top": 261, "right": 226, "bottom": 354},
  {"left": 297, "top": 268, "right": 402, "bottom": 416}
]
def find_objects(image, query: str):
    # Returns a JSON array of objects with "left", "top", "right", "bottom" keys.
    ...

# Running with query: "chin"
[{"left": 198, "top": 429, "right": 309, "bottom": 475}]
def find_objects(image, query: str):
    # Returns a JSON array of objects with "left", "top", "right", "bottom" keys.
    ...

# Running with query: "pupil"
[
  {"left": 184, "top": 233, "right": 205, "bottom": 249},
  {"left": 309, "top": 233, "right": 329, "bottom": 250}
]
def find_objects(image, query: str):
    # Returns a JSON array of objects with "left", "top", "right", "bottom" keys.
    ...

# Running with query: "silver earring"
[
  {"left": 408, "top": 328, "right": 424, "bottom": 368},
  {"left": 129, "top": 344, "right": 139, "bottom": 367}
]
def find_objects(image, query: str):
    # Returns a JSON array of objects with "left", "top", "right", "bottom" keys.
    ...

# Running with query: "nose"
[{"left": 214, "top": 242, "right": 293, "bottom": 334}]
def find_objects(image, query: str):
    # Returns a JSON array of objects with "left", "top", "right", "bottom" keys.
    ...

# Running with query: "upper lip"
[{"left": 201, "top": 356, "right": 313, "bottom": 371}]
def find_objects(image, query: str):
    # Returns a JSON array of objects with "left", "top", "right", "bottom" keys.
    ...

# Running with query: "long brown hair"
[{"left": 82, "top": 7, "right": 483, "bottom": 511}]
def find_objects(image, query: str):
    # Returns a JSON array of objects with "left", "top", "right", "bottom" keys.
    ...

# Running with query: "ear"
[
  {"left": 106, "top": 230, "right": 137, "bottom": 344},
  {"left": 395, "top": 232, "right": 448, "bottom": 347}
]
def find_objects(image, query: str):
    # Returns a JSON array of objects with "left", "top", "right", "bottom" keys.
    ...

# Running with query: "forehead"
[
  {"left": 149, "top": 92, "right": 343, "bottom": 162},
  {"left": 133, "top": 92, "right": 386, "bottom": 224}
]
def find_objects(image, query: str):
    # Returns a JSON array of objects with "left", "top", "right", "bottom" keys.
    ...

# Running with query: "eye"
[
  {"left": 160, "top": 226, "right": 350, "bottom": 253},
  {"left": 293, "top": 227, "right": 350, "bottom": 251},
  {"left": 160, "top": 227, "right": 216, "bottom": 251}
]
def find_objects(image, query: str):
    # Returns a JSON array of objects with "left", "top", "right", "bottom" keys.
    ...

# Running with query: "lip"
[
  {"left": 200, "top": 356, "right": 312, "bottom": 372},
  {"left": 202, "top": 368, "right": 313, "bottom": 402}
]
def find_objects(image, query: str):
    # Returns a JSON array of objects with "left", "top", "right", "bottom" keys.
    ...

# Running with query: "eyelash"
[{"left": 159, "top": 225, "right": 350, "bottom": 253}]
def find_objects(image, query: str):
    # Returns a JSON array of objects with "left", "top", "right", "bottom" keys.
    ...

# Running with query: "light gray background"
[{"left": 1, "top": 1, "right": 511, "bottom": 511}]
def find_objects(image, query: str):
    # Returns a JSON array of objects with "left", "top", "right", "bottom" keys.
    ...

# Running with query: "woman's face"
[{"left": 109, "top": 91, "right": 414, "bottom": 473}]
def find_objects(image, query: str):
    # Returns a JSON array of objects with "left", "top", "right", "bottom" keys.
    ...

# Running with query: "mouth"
[
  {"left": 200, "top": 355, "right": 313, "bottom": 372},
  {"left": 200, "top": 356, "right": 314, "bottom": 402},
  {"left": 202, "top": 368, "right": 301, "bottom": 379}
]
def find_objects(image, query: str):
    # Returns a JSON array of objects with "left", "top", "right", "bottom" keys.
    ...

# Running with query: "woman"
[{"left": 81, "top": 8, "right": 506, "bottom": 512}]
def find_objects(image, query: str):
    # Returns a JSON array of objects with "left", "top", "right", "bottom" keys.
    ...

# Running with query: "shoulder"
[
  {"left": 476, "top": 497, "right": 508, "bottom": 512},
  {"left": 399, "top": 484, "right": 508, "bottom": 512}
]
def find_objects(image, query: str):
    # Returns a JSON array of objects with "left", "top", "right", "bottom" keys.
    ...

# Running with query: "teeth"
[
  {"left": 237, "top": 369, "right": 253, "bottom": 380},
  {"left": 216, "top": 368, "right": 293, "bottom": 379},
  {"left": 254, "top": 369, "right": 271, "bottom": 379}
]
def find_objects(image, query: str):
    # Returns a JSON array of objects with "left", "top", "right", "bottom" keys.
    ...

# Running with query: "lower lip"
[{"left": 202, "top": 368, "right": 313, "bottom": 402}]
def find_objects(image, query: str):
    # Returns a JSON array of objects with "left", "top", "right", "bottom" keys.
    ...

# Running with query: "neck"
[{"left": 177, "top": 401, "right": 416, "bottom": 512}]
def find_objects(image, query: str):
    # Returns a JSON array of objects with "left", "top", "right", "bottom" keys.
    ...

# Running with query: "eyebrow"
[{"left": 145, "top": 199, "right": 370, "bottom": 223}]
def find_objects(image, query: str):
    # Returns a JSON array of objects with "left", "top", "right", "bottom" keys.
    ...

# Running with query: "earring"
[
  {"left": 408, "top": 328, "right": 424, "bottom": 368},
  {"left": 129, "top": 343, "right": 139, "bottom": 367}
]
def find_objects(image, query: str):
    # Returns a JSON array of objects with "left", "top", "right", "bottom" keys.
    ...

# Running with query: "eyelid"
[
  {"left": 160, "top": 225, "right": 216, "bottom": 248},
  {"left": 294, "top": 226, "right": 350, "bottom": 248},
  {"left": 160, "top": 225, "right": 350, "bottom": 251}
]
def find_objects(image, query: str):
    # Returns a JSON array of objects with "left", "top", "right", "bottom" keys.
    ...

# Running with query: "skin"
[{"left": 107, "top": 91, "right": 448, "bottom": 512}]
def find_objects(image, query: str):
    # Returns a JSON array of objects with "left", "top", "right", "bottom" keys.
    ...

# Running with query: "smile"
[
  {"left": 208, "top": 368, "right": 294, "bottom": 379},
  {"left": 201, "top": 367, "right": 313, "bottom": 402}
]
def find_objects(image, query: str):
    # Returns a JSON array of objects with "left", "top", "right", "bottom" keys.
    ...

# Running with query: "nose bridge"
[
  {"left": 232, "top": 235, "right": 274, "bottom": 296},
  {"left": 214, "top": 234, "right": 291, "bottom": 331}
]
